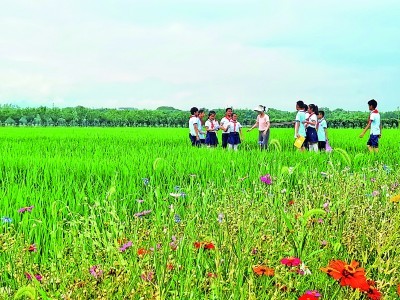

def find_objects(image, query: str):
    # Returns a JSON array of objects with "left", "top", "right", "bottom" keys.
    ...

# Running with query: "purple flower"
[
  {"left": 25, "top": 272, "right": 42, "bottom": 282},
  {"left": 119, "top": 241, "right": 133, "bottom": 252},
  {"left": 260, "top": 174, "right": 272, "bottom": 185},
  {"left": 89, "top": 265, "right": 103, "bottom": 278},
  {"left": 18, "top": 206, "right": 34, "bottom": 213},
  {"left": 372, "top": 190, "right": 380, "bottom": 197},
  {"left": 320, "top": 240, "right": 328, "bottom": 247},
  {"left": 134, "top": 210, "right": 152, "bottom": 217}
]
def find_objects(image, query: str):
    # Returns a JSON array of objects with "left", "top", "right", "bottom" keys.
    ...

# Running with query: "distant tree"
[{"left": 5, "top": 117, "right": 16, "bottom": 126}]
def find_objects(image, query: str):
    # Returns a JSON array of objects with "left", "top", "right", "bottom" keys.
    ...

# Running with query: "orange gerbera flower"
[
  {"left": 137, "top": 248, "right": 149, "bottom": 256},
  {"left": 366, "top": 288, "right": 381, "bottom": 300},
  {"left": 252, "top": 265, "right": 275, "bottom": 276},
  {"left": 397, "top": 283, "right": 400, "bottom": 297},
  {"left": 321, "top": 260, "right": 369, "bottom": 291}
]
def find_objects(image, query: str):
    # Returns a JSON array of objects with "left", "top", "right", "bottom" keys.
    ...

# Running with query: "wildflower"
[
  {"left": 170, "top": 192, "right": 185, "bottom": 198},
  {"left": 174, "top": 214, "right": 181, "bottom": 223},
  {"left": 288, "top": 200, "right": 295, "bottom": 206},
  {"left": 119, "top": 241, "right": 133, "bottom": 252},
  {"left": 323, "top": 201, "right": 330, "bottom": 211},
  {"left": 383, "top": 165, "right": 391, "bottom": 173},
  {"left": 260, "top": 174, "right": 272, "bottom": 185},
  {"left": 390, "top": 194, "right": 400, "bottom": 203},
  {"left": 89, "top": 266, "right": 103, "bottom": 278},
  {"left": 1, "top": 216, "right": 12, "bottom": 223},
  {"left": 320, "top": 240, "right": 328, "bottom": 247},
  {"left": 366, "top": 288, "right": 381, "bottom": 300},
  {"left": 194, "top": 242, "right": 215, "bottom": 250},
  {"left": 141, "top": 271, "right": 154, "bottom": 282},
  {"left": 194, "top": 242, "right": 201, "bottom": 249},
  {"left": 370, "top": 178, "right": 376, "bottom": 183},
  {"left": 298, "top": 293, "right": 319, "bottom": 300},
  {"left": 25, "top": 272, "right": 42, "bottom": 282},
  {"left": 203, "top": 242, "right": 215, "bottom": 250},
  {"left": 217, "top": 213, "right": 224, "bottom": 223},
  {"left": 318, "top": 218, "right": 324, "bottom": 224},
  {"left": 28, "top": 244, "right": 37, "bottom": 252},
  {"left": 372, "top": 190, "right": 379, "bottom": 197},
  {"left": 166, "top": 263, "right": 174, "bottom": 270},
  {"left": 298, "top": 263, "right": 312, "bottom": 275},
  {"left": 137, "top": 248, "right": 149, "bottom": 256},
  {"left": 397, "top": 283, "right": 400, "bottom": 296},
  {"left": 305, "top": 290, "right": 321, "bottom": 297},
  {"left": 142, "top": 178, "right": 149, "bottom": 186},
  {"left": 321, "top": 260, "right": 369, "bottom": 291},
  {"left": 18, "top": 206, "right": 34, "bottom": 213},
  {"left": 207, "top": 272, "right": 217, "bottom": 278},
  {"left": 281, "top": 188, "right": 287, "bottom": 193},
  {"left": 252, "top": 265, "right": 275, "bottom": 276},
  {"left": 136, "top": 199, "right": 144, "bottom": 203},
  {"left": 251, "top": 248, "right": 258, "bottom": 255},
  {"left": 281, "top": 257, "right": 301, "bottom": 267},
  {"left": 134, "top": 210, "right": 152, "bottom": 217}
]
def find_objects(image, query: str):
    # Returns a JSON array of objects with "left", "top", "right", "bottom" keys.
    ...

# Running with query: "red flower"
[
  {"left": 28, "top": 244, "right": 37, "bottom": 252},
  {"left": 280, "top": 257, "right": 301, "bottom": 267},
  {"left": 298, "top": 294, "right": 318, "bottom": 300},
  {"left": 288, "top": 200, "right": 295, "bottom": 206},
  {"left": 397, "top": 283, "right": 400, "bottom": 297},
  {"left": 207, "top": 272, "right": 217, "bottom": 278},
  {"left": 252, "top": 265, "right": 275, "bottom": 276},
  {"left": 321, "top": 260, "right": 369, "bottom": 291},
  {"left": 366, "top": 288, "right": 381, "bottom": 300},
  {"left": 194, "top": 242, "right": 201, "bottom": 249},
  {"left": 203, "top": 242, "right": 215, "bottom": 250},
  {"left": 137, "top": 248, "right": 149, "bottom": 256}
]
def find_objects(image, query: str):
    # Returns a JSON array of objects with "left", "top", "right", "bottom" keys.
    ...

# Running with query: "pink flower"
[
  {"left": 89, "top": 265, "right": 103, "bottom": 278},
  {"left": 141, "top": 271, "right": 154, "bottom": 282},
  {"left": 119, "top": 241, "right": 133, "bottom": 252},
  {"left": 260, "top": 174, "right": 272, "bottom": 185},
  {"left": 280, "top": 257, "right": 301, "bottom": 267},
  {"left": 25, "top": 272, "right": 42, "bottom": 282},
  {"left": 18, "top": 206, "right": 34, "bottom": 213}
]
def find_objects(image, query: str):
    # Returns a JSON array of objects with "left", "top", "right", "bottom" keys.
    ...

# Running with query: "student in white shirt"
[
  {"left": 205, "top": 111, "right": 219, "bottom": 147},
  {"left": 188, "top": 107, "right": 200, "bottom": 146},
  {"left": 359, "top": 99, "right": 381, "bottom": 152},
  {"left": 317, "top": 110, "right": 328, "bottom": 151},
  {"left": 219, "top": 107, "right": 233, "bottom": 149},
  {"left": 226, "top": 113, "right": 243, "bottom": 151},
  {"left": 304, "top": 104, "right": 319, "bottom": 152},
  {"left": 247, "top": 105, "right": 270, "bottom": 150}
]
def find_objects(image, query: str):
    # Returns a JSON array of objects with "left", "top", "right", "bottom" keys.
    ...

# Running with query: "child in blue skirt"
[
  {"left": 304, "top": 104, "right": 319, "bottom": 152},
  {"left": 227, "top": 113, "right": 243, "bottom": 151},
  {"left": 205, "top": 111, "right": 219, "bottom": 147}
]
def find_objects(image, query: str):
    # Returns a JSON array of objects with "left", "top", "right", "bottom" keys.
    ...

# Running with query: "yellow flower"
[{"left": 390, "top": 194, "right": 400, "bottom": 203}]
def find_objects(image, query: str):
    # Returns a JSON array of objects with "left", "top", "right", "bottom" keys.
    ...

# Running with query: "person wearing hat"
[{"left": 247, "top": 105, "right": 270, "bottom": 150}]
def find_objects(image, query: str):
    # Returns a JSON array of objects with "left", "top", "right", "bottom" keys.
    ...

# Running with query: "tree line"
[{"left": 0, "top": 104, "right": 399, "bottom": 128}]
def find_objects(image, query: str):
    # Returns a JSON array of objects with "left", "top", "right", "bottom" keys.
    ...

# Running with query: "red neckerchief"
[
  {"left": 317, "top": 117, "right": 324, "bottom": 129},
  {"left": 232, "top": 120, "right": 237, "bottom": 132},
  {"left": 306, "top": 112, "right": 314, "bottom": 121},
  {"left": 369, "top": 109, "right": 378, "bottom": 122},
  {"left": 209, "top": 119, "right": 214, "bottom": 129}
]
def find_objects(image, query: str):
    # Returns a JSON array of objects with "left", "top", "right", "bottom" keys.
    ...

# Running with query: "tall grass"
[{"left": 0, "top": 127, "right": 399, "bottom": 299}]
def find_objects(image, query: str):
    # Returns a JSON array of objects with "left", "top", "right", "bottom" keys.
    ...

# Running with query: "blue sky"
[{"left": 1, "top": 0, "right": 399, "bottom": 112}]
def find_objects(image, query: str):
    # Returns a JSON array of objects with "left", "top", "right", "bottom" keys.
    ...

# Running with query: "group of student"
[
  {"left": 294, "top": 100, "right": 329, "bottom": 152},
  {"left": 188, "top": 105, "right": 271, "bottom": 150},
  {"left": 189, "top": 98, "right": 381, "bottom": 152}
]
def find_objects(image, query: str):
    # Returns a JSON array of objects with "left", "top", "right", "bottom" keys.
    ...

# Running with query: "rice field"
[{"left": 0, "top": 127, "right": 400, "bottom": 299}]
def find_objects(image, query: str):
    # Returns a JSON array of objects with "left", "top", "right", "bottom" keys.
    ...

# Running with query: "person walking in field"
[
  {"left": 294, "top": 100, "right": 307, "bottom": 151},
  {"left": 317, "top": 110, "right": 329, "bottom": 151},
  {"left": 219, "top": 107, "right": 233, "bottom": 149},
  {"left": 226, "top": 113, "right": 243, "bottom": 151},
  {"left": 304, "top": 104, "right": 319, "bottom": 152},
  {"left": 188, "top": 107, "right": 200, "bottom": 146},
  {"left": 247, "top": 105, "right": 270, "bottom": 150},
  {"left": 205, "top": 110, "right": 219, "bottom": 147},
  {"left": 359, "top": 99, "right": 381, "bottom": 152}
]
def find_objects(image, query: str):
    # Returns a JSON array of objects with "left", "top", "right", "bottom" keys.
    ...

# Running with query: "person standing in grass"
[
  {"left": 304, "top": 104, "right": 319, "bottom": 152},
  {"left": 205, "top": 110, "right": 219, "bottom": 147},
  {"left": 247, "top": 105, "right": 270, "bottom": 150},
  {"left": 317, "top": 110, "right": 329, "bottom": 151},
  {"left": 219, "top": 107, "right": 233, "bottom": 149},
  {"left": 197, "top": 109, "right": 206, "bottom": 145},
  {"left": 294, "top": 100, "right": 307, "bottom": 151},
  {"left": 359, "top": 99, "right": 381, "bottom": 152},
  {"left": 188, "top": 107, "right": 200, "bottom": 146},
  {"left": 226, "top": 113, "right": 243, "bottom": 151}
]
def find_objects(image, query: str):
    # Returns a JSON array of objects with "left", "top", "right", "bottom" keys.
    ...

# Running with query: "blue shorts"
[{"left": 367, "top": 135, "right": 379, "bottom": 148}]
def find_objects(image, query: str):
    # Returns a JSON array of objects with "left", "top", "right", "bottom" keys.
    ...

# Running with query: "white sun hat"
[{"left": 254, "top": 105, "right": 267, "bottom": 113}]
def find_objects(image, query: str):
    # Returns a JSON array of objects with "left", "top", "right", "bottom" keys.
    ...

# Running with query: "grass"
[{"left": 0, "top": 127, "right": 399, "bottom": 299}]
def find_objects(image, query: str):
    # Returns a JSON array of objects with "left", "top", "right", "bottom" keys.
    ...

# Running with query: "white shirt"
[
  {"left": 370, "top": 111, "right": 381, "bottom": 135},
  {"left": 188, "top": 116, "right": 199, "bottom": 136},
  {"left": 205, "top": 119, "right": 219, "bottom": 132},
  {"left": 220, "top": 117, "right": 231, "bottom": 133},
  {"left": 226, "top": 121, "right": 241, "bottom": 133},
  {"left": 307, "top": 113, "right": 318, "bottom": 129},
  {"left": 317, "top": 118, "right": 327, "bottom": 141}
]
